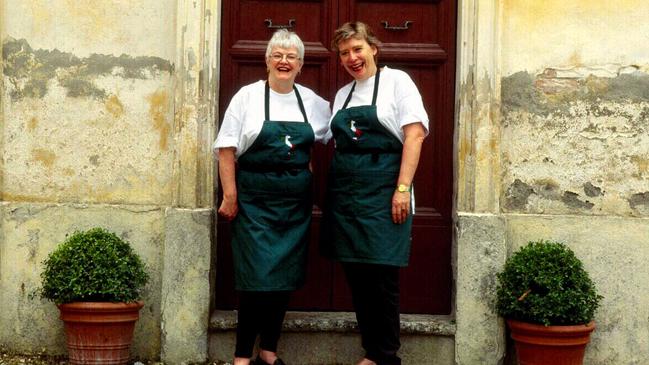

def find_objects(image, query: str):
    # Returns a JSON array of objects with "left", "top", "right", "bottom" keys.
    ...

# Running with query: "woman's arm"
[
  {"left": 218, "top": 147, "right": 238, "bottom": 221},
  {"left": 391, "top": 122, "right": 426, "bottom": 224}
]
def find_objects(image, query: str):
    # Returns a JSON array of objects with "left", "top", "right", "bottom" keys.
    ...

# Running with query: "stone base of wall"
[
  {"left": 455, "top": 213, "right": 507, "bottom": 365},
  {"left": 0, "top": 203, "right": 214, "bottom": 364},
  {"left": 4, "top": 201, "right": 649, "bottom": 365},
  {"left": 161, "top": 208, "right": 213, "bottom": 364},
  {"left": 0, "top": 202, "right": 165, "bottom": 359},
  {"left": 505, "top": 214, "right": 649, "bottom": 365}
]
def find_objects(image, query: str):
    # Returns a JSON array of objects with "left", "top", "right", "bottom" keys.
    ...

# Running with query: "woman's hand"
[
  {"left": 392, "top": 122, "right": 426, "bottom": 224},
  {"left": 392, "top": 189, "right": 410, "bottom": 224},
  {"left": 218, "top": 147, "right": 238, "bottom": 221},
  {"left": 218, "top": 195, "right": 238, "bottom": 221}
]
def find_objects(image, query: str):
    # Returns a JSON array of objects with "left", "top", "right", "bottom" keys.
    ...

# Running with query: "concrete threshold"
[
  {"left": 210, "top": 310, "right": 456, "bottom": 336},
  {"left": 209, "top": 311, "right": 457, "bottom": 364}
]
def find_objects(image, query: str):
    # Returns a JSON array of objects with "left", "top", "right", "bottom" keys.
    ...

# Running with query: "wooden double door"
[{"left": 216, "top": 0, "right": 456, "bottom": 314}]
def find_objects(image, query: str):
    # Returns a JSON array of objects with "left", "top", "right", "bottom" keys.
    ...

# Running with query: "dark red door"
[{"left": 215, "top": 0, "right": 455, "bottom": 314}]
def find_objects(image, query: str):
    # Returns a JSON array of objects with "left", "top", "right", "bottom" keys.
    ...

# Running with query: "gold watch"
[{"left": 397, "top": 184, "right": 411, "bottom": 193}]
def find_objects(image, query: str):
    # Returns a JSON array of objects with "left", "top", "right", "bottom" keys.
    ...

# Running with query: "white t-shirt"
[
  {"left": 327, "top": 66, "right": 429, "bottom": 143},
  {"left": 213, "top": 80, "right": 331, "bottom": 158}
]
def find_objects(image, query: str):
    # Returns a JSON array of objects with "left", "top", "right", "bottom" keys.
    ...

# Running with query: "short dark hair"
[{"left": 331, "top": 21, "right": 381, "bottom": 53}]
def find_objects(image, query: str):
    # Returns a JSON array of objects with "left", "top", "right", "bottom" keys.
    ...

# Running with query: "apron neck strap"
[
  {"left": 342, "top": 82, "right": 356, "bottom": 109},
  {"left": 265, "top": 81, "right": 270, "bottom": 121},
  {"left": 265, "top": 81, "right": 308, "bottom": 123},
  {"left": 341, "top": 67, "right": 381, "bottom": 109},
  {"left": 293, "top": 86, "right": 308, "bottom": 123},
  {"left": 372, "top": 68, "right": 381, "bottom": 105}
]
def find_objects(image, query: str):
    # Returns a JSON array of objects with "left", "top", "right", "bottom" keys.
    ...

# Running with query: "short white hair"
[{"left": 265, "top": 29, "right": 305, "bottom": 61}]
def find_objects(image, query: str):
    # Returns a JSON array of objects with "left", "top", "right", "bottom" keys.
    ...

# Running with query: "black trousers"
[
  {"left": 235, "top": 290, "right": 291, "bottom": 358},
  {"left": 343, "top": 262, "right": 401, "bottom": 365}
]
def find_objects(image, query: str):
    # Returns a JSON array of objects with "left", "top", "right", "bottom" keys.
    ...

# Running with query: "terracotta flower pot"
[
  {"left": 58, "top": 301, "right": 144, "bottom": 365},
  {"left": 507, "top": 319, "right": 596, "bottom": 365}
]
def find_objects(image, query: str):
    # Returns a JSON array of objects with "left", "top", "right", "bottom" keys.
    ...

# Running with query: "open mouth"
[
  {"left": 277, "top": 66, "right": 292, "bottom": 73},
  {"left": 349, "top": 62, "right": 364, "bottom": 73}
]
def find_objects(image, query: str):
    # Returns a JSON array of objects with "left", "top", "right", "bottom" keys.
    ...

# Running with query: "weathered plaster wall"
[
  {"left": 492, "top": 2, "right": 649, "bottom": 364},
  {"left": 2, "top": 2, "right": 176, "bottom": 60},
  {"left": 501, "top": 0, "right": 649, "bottom": 77},
  {"left": 502, "top": 70, "right": 649, "bottom": 216},
  {"left": 2, "top": 4, "right": 176, "bottom": 205},
  {"left": 501, "top": 1, "right": 649, "bottom": 217},
  {"left": 0, "top": 1, "right": 218, "bottom": 362}
]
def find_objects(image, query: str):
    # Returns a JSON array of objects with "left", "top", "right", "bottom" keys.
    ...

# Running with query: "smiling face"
[
  {"left": 337, "top": 37, "right": 378, "bottom": 81},
  {"left": 266, "top": 46, "right": 303, "bottom": 87}
]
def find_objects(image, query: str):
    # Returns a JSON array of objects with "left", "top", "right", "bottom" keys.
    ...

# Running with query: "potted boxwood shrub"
[
  {"left": 35, "top": 227, "right": 149, "bottom": 365},
  {"left": 496, "top": 240, "right": 602, "bottom": 365}
]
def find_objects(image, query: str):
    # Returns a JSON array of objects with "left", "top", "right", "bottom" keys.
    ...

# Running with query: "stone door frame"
[{"left": 164, "top": 0, "right": 507, "bottom": 363}]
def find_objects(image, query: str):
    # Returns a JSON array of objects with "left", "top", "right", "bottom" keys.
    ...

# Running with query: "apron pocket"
[
  {"left": 238, "top": 169, "right": 312, "bottom": 195},
  {"left": 329, "top": 170, "right": 397, "bottom": 217}
]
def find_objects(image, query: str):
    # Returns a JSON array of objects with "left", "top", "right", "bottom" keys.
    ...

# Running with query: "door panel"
[
  {"left": 219, "top": 0, "right": 336, "bottom": 118},
  {"left": 236, "top": 1, "right": 326, "bottom": 42},
  {"left": 216, "top": 0, "right": 456, "bottom": 314},
  {"left": 355, "top": 3, "right": 435, "bottom": 43}
]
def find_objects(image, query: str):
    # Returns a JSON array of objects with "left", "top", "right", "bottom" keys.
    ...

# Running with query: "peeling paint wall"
[
  {"left": 2, "top": 36, "right": 175, "bottom": 205},
  {"left": 496, "top": 2, "right": 649, "bottom": 364},
  {"left": 501, "top": 2, "right": 649, "bottom": 217},
  {"left": 502, "top": 69, "right": 649, "bottom": 217},
  {"left": 0, "top": 0, "right": 218, "bottom": 361}
]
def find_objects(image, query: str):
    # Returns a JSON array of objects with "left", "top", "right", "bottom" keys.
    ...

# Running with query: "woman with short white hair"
[{"left": 213, "top": 29, "right": 330, "bottom": 365}]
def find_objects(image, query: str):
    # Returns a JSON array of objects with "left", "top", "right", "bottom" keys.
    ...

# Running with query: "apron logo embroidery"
[
  {"left": 283, "top": 135, "right": 294, "bottom": 155},
  {"left": 350, "top": 120, "right": 363, "bottom": 141}
]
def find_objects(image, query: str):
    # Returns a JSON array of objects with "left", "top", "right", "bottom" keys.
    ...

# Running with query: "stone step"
[{"left": 209, "top": 310, "right": 456, "bottom": 365}]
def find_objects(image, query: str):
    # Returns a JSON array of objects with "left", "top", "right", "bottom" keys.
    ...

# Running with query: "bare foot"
[
  {"left": 233, "top": 357, "right": 251, "bottom": 365},
  {"left": 259, "top": 349, "right": 279, "bottom": 364},
  {"left": 357, "top": 358, "right": 377, "bottom": 365}
]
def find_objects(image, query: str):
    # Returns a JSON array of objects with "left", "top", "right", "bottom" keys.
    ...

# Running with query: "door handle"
[
  {"left": 265, "top": 18, "right": 296, "bottom": 29},
  {"left": 381, "top": 20, "right": 413, "bottom": 31}
]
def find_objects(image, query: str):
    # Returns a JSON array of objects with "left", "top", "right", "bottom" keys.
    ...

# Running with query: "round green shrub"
[
  {"left": 37, "top": 227, "right": 149, "bottom": 304},
  {"left": 496, "top": 240, "right": 602, "bottom": 326}
]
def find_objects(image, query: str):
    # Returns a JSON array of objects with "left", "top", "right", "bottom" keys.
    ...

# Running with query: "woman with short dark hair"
[{"left": 323, "top": 21, "right": 429, "bottom": 365}]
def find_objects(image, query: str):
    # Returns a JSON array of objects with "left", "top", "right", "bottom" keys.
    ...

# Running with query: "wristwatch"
[{"left": 397, "top": 184, "right": 411, "bottom": 193}]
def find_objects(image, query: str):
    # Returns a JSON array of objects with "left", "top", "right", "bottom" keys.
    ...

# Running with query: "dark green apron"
[
  {"left": 232, "top": 82, "right": 315, "bottom": 291},
  {"left": 323, "top": 70, "right": 412, "bottom": 267}
]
